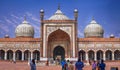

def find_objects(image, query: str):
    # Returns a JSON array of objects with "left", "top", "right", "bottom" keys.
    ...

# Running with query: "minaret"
[
  {"left": 74, "top": 9, "right": 78, "bottom": 57},
  {"left": 40, "top": 9, "right": 44, "bottom": 21},
  {"left": 74, "top": 9, "right": 78, "bottom": 21},
  {"left": 40, "top": 9, "right": 44, "bottom": 57}
]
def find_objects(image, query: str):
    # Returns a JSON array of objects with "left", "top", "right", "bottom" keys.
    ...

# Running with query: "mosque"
[{"left": 0, "top": 6, "right": 120, "bottom": 62}]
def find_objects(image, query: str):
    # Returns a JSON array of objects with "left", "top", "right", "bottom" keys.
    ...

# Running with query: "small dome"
[
  {"left": 15, "top": 18, "right": 34, "bottom": 38},
  {"left": 84, "top": 19, "right": 104, "bottom": 38},
  {"left": 49, "top": 9, "right": 70, "bottom": 20},
  {"left": 40, "top": 9, "right": 44, "bottom": 13},
  {"left": 4, "top": 34, "right": 9, "bottom": 38},
  {"left": 74, "top": 9, "right": 78, "bottom": 12},
  {"left": 110, "top": 34, "right": 115, "bottom": 38}
]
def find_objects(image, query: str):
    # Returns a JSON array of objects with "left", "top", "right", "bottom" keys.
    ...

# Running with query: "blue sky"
[{"left": 0, "top": 0, "right": 120, "bottom": 38}]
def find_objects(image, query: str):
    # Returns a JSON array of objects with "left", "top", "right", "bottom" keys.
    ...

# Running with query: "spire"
[
  {"left": 58, "top": 3, "right": 60, "bottom": 10},
  {"left": 92, "top": 16, "right": 95, "bottom": 20},
  {"left": 90, "top": 16, "right": 97, "bottom": 24},
  {"left": 24, "top": 15, "right": 26, "bottom": 21},
  {"left": 22, "top": 15, "right": 28, "bottom": 24}
]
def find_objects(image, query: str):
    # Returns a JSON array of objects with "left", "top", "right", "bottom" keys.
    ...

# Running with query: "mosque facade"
[{"left": 0, "top": 7, "right": 120, "bottom": 62}]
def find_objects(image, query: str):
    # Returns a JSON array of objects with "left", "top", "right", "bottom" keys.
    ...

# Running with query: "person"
[
  {"left": 60, "top": 59, "right": 67, "bottom": 70},
  {"left": 75, "top": 58, "right": 84, "bottom": 70},
  {"left": 99, "top": 59, "right": 106, "bottom": 70},
  {"left": 96, "top": 60, "right": 100, "bottom": 70},
  {"left": 30, "top": 59, "right": 36, "bottom": 70},
  {"left": 92, "top": 60, "right": 97, "bottom": 70},
  {"left": 68, "top": 61, "right": 74, "bottom": 70}
]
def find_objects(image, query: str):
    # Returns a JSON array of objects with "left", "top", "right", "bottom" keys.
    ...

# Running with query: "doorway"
[{"left": 53, "top": 46, "right": 65, "bottom": 60}]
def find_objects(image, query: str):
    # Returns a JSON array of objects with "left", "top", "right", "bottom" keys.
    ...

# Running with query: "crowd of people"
[
  {"left": 29, "top": 58, "right": 106, "bottom": 70},
  {"left": 60, "top": 58, "right": 106, "bottom": 70}
]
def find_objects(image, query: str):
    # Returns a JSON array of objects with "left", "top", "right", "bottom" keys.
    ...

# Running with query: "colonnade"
[
  {"left": 0, "top": 50, "right": 40, "bottom": 61},
  {"left": 78, "top": 50, "right": 120, "bottom": 61}
]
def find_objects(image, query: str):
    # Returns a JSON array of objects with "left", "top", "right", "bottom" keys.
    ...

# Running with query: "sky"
[{"left": 0, "top": 0, "right": 120, "bottom": 38}]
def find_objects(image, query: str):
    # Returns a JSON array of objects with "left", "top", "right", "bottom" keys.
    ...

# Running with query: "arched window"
[
  {"left": 105, "top": 50, "right": 112, "bottom": 60},
  {"left": 78, "top": 50, "right": 86, "bottom": 61}
]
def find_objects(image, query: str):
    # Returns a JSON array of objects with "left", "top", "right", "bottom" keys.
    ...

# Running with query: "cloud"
[
  {"left": 26, "top": 12, "right": 40, "bottom": 23},
  {"left": 0, "top": 20, "right": 3, "bottom": 23},
  {"left": 31, "top": 17, "right": 40, "bottom": 23},
  {"left": 0, "top": 23, "right": 9, "bottom": 33},
  {"left": 4, "top": 17, "right": 12, "bottom": 24},
  {"left": 11, "top": 14, "right": 20, "bottom": 20},
  {"left": 78, "top": 29, "right": 84, "bottom": 37},
  {"left": 26, "top": 12, "right": 32, "bottom": 17}
]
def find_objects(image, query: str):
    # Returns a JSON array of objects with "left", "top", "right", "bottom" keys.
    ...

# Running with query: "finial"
[
  {"left": 58, "top": 3, "right": 60, "bottom": 10},
  {"left": 92, "top": 16, "right": 95, "bottom": 20},
  {"left": 24, "top": 15, "right": 26, "bottom": 21}
]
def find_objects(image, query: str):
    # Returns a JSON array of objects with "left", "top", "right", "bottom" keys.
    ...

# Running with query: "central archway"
[
  {"left": 48, "top": 29, "right": 70, "bottom": 59},
  {"left": 53, "top": 46, "right": 65, "bottom": 60}
]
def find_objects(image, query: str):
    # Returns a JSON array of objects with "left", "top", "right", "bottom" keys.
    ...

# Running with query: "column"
[
  {"left": 94, "top": 52, "right": 97, "bottom": 61},
  {"left": 13, "top": 52, "right": 15, "bottom": 61},
  {"left": 4, "top": 51, "right": 7, "bottom": 60},
  {"left": 86, "top": 52, "right": 88, "bottom": 61},
  {"left": 103, "top": 52, "right": 105, "bottom": 60},
  {"left": 112, "top": 52, "right": 114, "bottom": 60},
  {"left": 31, "top": 52, "right": 33, "bottom": 60},
  {"left": 22, "top": 52, "right": 24, "bottom": 61}
]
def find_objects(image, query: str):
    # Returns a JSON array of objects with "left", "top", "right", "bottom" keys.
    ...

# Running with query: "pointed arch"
[
  {"left": 15, "top": 50, "right": 22, "bottom": 60},
  {"left": 24, "top": 50, "right": 31, "bottom": 60},
  {"left": 78, "top": 50, "right": 86, "bottom": 61},
  {"left": 105, "top": 50, "right": 112, "bottom": 60},
  {"left": 33, "top": 50, "right": 40, "bottom": 60},
  {"left": 48, "top": 29, "right": 70, "bottom": 58},
  {"left": 0, "top": 50, "right": 5, "bottom": 60},
  {"left": 114, "top": 50, "right": 120, "bottom": 60},
  {"left": 88, "top": 50, "right": 94, "bottom": 60},
  {"left": 7, "top": 50, "right": 13, "bottom": 60},
  {"left": 97, "top": 50, "right": 103, "bottom": 60}
]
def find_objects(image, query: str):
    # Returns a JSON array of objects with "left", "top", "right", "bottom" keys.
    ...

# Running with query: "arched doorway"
[
  {"left": 88, "top": 50, "right": 94, "bottom": 60},
  {"left": 0, "top": 50, "right": 5, "bottom": 60},
  {"left": 97, "top": 50, "right": 103, "bottom": 60},
  {"left": 114, "top": 50, "right": 120, "bottom": 60},
  {"left": 78, "top": 50, "right": 85, "bottom": 61},
  {"left": 7, "top": 50, "right": 13, "bottom": 60},
  {"left": 33, "top": 50, "right": 40, "bottom": 60},
  {"left": 15, "top": 50, "right": 22, "bottom": 60},
  {"left": 53, "top": 46, "right": 65, "bottom": 60},
  {"left": 105, "top": 50, "right": 112, "bottom": 60},
  {"left": 48, "top": 29, "right": 70, "bottom": 58},
  {"left": 24, "top": 50, "right": 31, "bottom": 60}
]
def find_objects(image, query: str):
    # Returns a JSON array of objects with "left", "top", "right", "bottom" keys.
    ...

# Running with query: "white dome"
[
  {"left": 84, "top": 19, "right": 104, "bottom": 38},
  {"left": 15, "top": 19, "right": 34, "bottom": 38},
  {"left": 49, "top": 9, "right": 70, "bottom": 20}
]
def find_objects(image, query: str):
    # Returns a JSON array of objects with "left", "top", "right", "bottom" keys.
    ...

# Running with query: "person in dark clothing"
[
  {"left": 92, "top": 60, "right": 97, "bottom": 70},
  {"left": 99, "top": 59, "right": 106, "bottom": 70},
  {"left": 60, "top": 60, "right": 67, "bottom": 70},
  {"left": 75, "top": 58, "right": 84, "bottom": 70},
  {"left": 30, "top": 59, "right": 36, "bottom": 70}
]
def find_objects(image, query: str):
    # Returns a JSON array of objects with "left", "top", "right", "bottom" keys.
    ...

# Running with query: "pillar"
[
  {"left": 4, "top": 51, "right": 7, "bottom": 60},
  {"left": 22, "top": 52, "right": 24, "bottom": 61},
  {"left": 94, "top": 52, "right": 97, "bottom": 61},
  {"left": 13, "top": 52, "right": 15, "bottom": 61},
  {"left": 103, "top": 52, "right": 105, "bottom": 60},
  {"left": 86, "top": 52, "right": 88, "bottom": 61},
  {"left": 112, "top": 52, "right": 114, "bottom": 60},
  {"left": 31, "top": 52, "right": 33, "bottom": 60}
]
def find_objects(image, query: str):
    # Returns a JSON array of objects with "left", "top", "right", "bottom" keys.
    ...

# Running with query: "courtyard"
[{"left": 0, "top": 60, "right": 120, "bottom": 70}]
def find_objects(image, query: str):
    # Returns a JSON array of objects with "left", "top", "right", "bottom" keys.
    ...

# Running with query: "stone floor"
[{"left": 0, "top": 60, "right": 120, "bottom": 70}]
